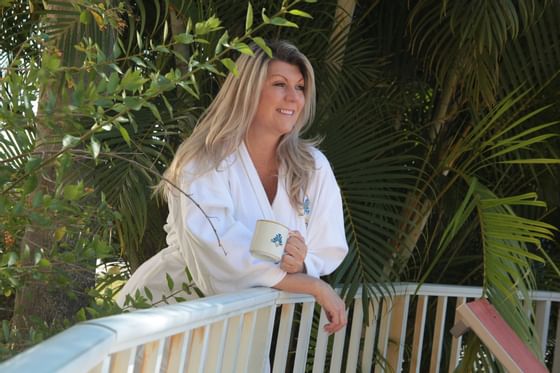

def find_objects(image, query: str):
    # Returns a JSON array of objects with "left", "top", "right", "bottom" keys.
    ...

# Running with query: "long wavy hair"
[{"left": 158, "top": 40, "right": 318, "bottom": 208}]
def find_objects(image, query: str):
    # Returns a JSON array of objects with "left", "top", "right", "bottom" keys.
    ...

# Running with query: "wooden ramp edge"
[{"left": 451, "top": 298, "right": 548, "bottom": 373}]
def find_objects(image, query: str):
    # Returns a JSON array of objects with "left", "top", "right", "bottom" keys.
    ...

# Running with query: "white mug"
[{"left": 250, "top": 219, "right": 289, "bottom": 262}]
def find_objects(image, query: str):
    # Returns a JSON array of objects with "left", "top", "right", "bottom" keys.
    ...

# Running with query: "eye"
[
  {"left": 296, "top": 84, "right": 305, "bottom": 91},
  {"left": 273, "top": 82, "right": 286, "bottom": 87}
]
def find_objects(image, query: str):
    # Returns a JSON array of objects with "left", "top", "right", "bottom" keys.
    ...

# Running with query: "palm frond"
[
  {"left": 425, "top": 177, "right": 555, "bottom": 360},
  {"left": 408, "top": 0, "right": 554, "bottom": 109}
]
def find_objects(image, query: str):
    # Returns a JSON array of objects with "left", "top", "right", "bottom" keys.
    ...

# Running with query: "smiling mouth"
[{"left": 277, "top": 109, "right": 295, "bottom": 116}]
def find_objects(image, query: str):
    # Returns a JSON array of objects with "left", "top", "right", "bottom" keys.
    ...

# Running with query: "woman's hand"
[
  {"left": 273, "top": 274, "right": 347, "bottom": 333},
  {"left": 313, "top": 280, "right": 347, "bottom": 333},
  {"left": 280, "top": 231, "right": 307, "bottom": 274}
]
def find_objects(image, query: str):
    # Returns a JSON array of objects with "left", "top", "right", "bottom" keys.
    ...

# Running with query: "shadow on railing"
[{"left": 1, "top": 283, "right": 559, "bottom": 372}]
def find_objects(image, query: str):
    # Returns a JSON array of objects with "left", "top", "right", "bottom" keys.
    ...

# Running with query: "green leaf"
[
  {"left": 145, "top": 102, "right": 162, "bottom": 123},
  {"left": 231, "top": 41, "right": 254, "bottom": 56},
  {"left": 2, "top": 320, "right": 10, "bottom": 340},
  {"left": 76, "top": 308, "right": 86, "bottom": 322},
  {"left": 63, "top": 181, "right": 85, "bottom": 201},
  {"left": 106, "top": 72, "right": 120, "bottom": 95},
  {"left": 41, "top": 52, "right": 61, "bottom": 72},
  {"left": 34, "top": 252, "right": 42, "bottom": 265},
  {"left": 288, "top": 9, "right": 313, "bottom": 18},
  {"left": 91, "top": 136, "right": 101, "bottom": 159},
  {"left": 502, "top": 158, "right": 560, "bottom": 164},
  {"left": 195, "top": 16, "right": 222, "bottom": 35},
  {"left": 24, "top": 156, "right": 41, "bottom": 173},
  {"left": 121, "top": 69, "right": 147, "bottom": 92},
  {"left": 23, "top": 174, "right": 38, "bottom": 194},
  {"left": 245, "top": 2, "right": 253, "bottom": 32},
  {"left": 261, "top": 8, "right": 270, "bottom": 23},
  {"left": 112, "top": 41, "right": 121, "bottom": 59},
  {"left": 8, "top": 252, "right": 17, "bottom": 267},
  {"left": 166, "top": 273, "right": 174, "bottom": 291},
  {"left": 62, "top": 135, "right": 80, "bottom": 148},
  {"left": 173, "top": 32, "right": 194, "bottom": 44},
  {"left": 221, "top": 58, "right": 238, "bottom": 76},
  {"left": 215, "top": 30, "right": 229, "bottom": 54},
  {"left": 130, "top": 57, "right": 147, "bottom": 68},
  {"left": 144, "top": 286, "right": 153, "bottom": 301},
  {"left": 161, "top": 95, "right": 174, "bottom": 118},
  {"left": 116, "top": 124, "right": 131, "bottom": 146},
  {"left": 269, "top": 17, "right": 299, "bottom": 28},
  {"left": 251, "top": 37, "right": 272, "bottom": 57},
  {"left": 31, "top": 191, "right": 43, "bottom": 208},
  {"left": 154, "top": 45, "right": 171, "bottom": 54},
  {"left": 123, "top": 96, "right": 143, "bottom": 111}
]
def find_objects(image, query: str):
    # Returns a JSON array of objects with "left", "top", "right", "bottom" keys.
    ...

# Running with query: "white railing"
[{"left": 2, "top": 283, "right": 559, "bottom": 372}]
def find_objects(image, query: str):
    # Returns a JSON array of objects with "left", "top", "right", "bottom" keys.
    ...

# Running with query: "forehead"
[{"left": 267, "top": 60, "right": 304, "bottom": 81}]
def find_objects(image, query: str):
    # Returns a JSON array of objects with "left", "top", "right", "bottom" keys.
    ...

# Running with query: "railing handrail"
[
  {"left": 366, "top": 282, "right": 560, "bottom": 301},
  {"left": 2, "top": 282, "right": 559, "bottom": 372},
  {"left": 0, "top": 288, "right": 281, "bottom": 373}
]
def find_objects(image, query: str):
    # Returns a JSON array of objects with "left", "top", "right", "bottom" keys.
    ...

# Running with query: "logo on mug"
[{"left": 271, "top": 233, "right": 284, "bottom": 247}]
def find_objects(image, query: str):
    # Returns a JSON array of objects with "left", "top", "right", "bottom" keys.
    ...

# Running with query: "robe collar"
[{"left": 238, "top": 142, "right": 277, "bottom": 220}]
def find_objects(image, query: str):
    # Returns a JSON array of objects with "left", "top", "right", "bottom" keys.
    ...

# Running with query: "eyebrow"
[{"left": 270, "top": 74, "right": 305, "bottom": 82}]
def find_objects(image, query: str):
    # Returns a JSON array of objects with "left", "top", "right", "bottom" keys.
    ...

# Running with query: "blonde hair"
[{"left": 158, "top": 40, "right": 318, "bottom": 208}]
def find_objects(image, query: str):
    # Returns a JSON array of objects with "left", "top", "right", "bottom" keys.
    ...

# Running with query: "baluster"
[
  {"left": 312, "top": 309, "right": 330, "bottom": 373},
  {"left": 204, "top": 320, "right": 228, "bottom": 372},
  {"left": 361, "top": 298, "right": 380, "bottom": 373},
  {"left": 552, "top": 302, "right": 560, "bottom": 372},
  {"left": 374, "top": 299, "right": 394, "bottom": 373},
  {"left": 110, "top": 346, "right": 137, "bottom": 373},
  {"left": 185, "top": 326, "right": 210, "bottom": 372},
  {"left": 345, "top": 298, "right": 364, "bottom": 373},
  {"left": 139, "top": 339, "right": 165, "bottom": 373},
  {"left": 273, "top": 303, "right": 295, "bottom": 373},
  {"left": 221, "top": 315, "right": 243, "bottom": 373},
  {"left": 165, "top": 331, "right": 190, "bottom": 373},
  {"left": 293, "top": 301, "right": 315, "bottom": 372},
  {"left": 410, "top": 295, "right": 428, "bottom": 373},
  {"left": 448, "top": 297, "right": 466, "bottom": 373},
  {"left": 235, "top": 311, "right": 257, "bottom": 372},
  {"left": 249, "top": 305, "right": 276, "bottom": 373},
  {"left": 386, "top": 295, "right": 410, "bottom": 372},
  {"left": 429, "top": 296, "right": 448, "bottom": 373},
  {"left": 535, "top": 300, "right": 551, "bottom": 357},
  {"left": 329, "top": 309, "right": 348, "bottom": 372}
]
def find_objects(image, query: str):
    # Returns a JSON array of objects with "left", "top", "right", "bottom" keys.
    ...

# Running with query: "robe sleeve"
[
  {"left": 303, "top": 150, "right": 349, "bottom": 278},
  {"left": 178, "top": 163, "right": 286, "bottom": 294}
]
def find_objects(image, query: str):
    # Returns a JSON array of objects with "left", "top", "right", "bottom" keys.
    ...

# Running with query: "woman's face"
[{"left": 249, "top": 60, "right": 305, "bottom": 142}]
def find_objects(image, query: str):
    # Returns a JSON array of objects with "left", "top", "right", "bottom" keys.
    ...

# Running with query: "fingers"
[
  {"left": 315, "top": 281, "right": 347, "bottom": 334},
  {"left": 323, "top": 300, "right": 347, "bottom": 333},
  {"left": 280, "top": 231, "right": 308, "bottom": 273}
]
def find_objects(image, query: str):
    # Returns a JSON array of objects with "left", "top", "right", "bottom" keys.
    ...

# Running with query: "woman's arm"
[
  {"left": 273, "top": 273, "right": 347, "bottom": 333},
  {"left": 302, "top": 150, "right": 349, "bottom": 278}
]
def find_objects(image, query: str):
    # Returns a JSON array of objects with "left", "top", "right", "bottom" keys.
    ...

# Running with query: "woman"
[{"left": 117, "top": 40, "right": 348, "bottom": 333}]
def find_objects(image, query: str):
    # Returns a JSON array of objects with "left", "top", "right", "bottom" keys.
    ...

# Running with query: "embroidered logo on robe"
[
  {"left": 271, "top": 233, "right": 284, "bottom": 247},
  {"left": 303, "top": 195, "right": 311, "bottom": 226}
]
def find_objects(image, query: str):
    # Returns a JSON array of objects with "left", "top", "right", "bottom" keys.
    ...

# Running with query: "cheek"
[{"left": 297, "top": 95, "right": 305, "bottom": 109}]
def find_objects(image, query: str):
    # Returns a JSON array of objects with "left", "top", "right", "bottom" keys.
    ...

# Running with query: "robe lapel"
[{"left": 238, "top": 142, "right": 276, "bottom": 220}]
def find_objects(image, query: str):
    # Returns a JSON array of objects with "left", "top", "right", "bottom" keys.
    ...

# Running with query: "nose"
[{"left": 285, "top": 86, "right": 299, "bottom": 102}]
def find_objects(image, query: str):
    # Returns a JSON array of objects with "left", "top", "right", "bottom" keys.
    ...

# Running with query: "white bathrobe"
[{"left": 117, "top": 143, "right": 348, "bottom": 306}]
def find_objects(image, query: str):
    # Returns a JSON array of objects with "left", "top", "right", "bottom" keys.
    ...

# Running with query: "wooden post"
[{"left": 451, "top": 299, "right": 548, "bottom": 373}]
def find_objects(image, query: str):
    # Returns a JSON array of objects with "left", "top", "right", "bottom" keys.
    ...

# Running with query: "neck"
[{"left": 245, "top": 130, "right": 280, "bottom": 166}]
